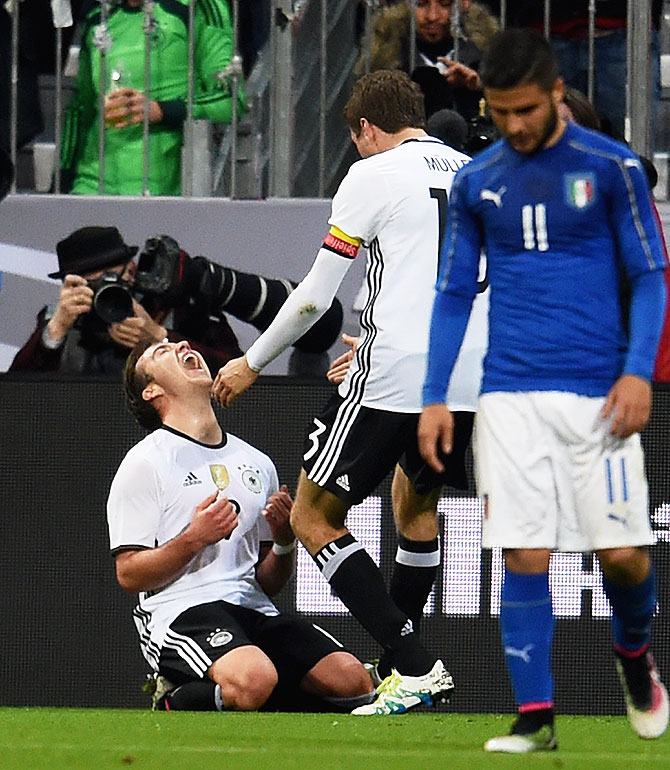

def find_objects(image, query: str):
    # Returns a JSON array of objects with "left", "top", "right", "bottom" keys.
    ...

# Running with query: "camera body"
[
  {"left": 79, "top": 235, "right": 191, "bottom": 334},
  {"left": 134, "top": 235, "right": 183, "bottom": 297},
  {"left": 87, "top": 272, "right": 135, "bottom": 324}
]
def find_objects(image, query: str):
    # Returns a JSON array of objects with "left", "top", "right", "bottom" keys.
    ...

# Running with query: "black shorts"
[
  {"left": 158, "top": 600, "right": 344, "bottom": 688},
  {"left": 302, "top": 392, "right": 474, "bottom": 505}
]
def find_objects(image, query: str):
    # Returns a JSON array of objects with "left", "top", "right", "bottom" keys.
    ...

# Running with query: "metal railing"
[{"left": 3, "top": 0, "right": 661, "bottom": 198}]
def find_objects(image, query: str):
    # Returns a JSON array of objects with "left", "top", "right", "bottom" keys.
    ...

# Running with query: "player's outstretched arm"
[
  {"left": 418, "top": 403, "right": 454, "bottom": 473},
  {"left": 601, "top": 374, "right": 652, "bottom": 438},
  {"left": 211, "top": 354, "right": 259, "bottom": 407}
]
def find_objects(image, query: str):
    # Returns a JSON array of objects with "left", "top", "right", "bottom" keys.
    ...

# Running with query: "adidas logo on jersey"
[
  {"left": 183, "top": 472, "right": 202, "bottom": 487},
  {"left": 335, "top": 474, "right": 351, "bottom": 492}
]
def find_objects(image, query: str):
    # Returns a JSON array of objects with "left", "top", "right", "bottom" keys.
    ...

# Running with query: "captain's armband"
[{"left": 322, "top": 227, "right": 362, "bottom": 259}]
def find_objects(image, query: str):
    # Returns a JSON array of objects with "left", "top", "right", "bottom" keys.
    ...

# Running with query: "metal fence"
[{"left": 3, "top": 0, "right": 663, "bottom": 199}]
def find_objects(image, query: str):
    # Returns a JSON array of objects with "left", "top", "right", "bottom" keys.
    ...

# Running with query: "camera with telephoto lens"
[
  {"left": 134, "top": 235, "right": 185, "bottom": 298},
  {"left": 87, "top": 272, "right": 135, "bottom": 324}
]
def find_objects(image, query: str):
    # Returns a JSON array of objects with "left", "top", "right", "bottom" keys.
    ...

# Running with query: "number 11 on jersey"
[{"left": 522, "top": 203, "right": 549, "bottom": 252}]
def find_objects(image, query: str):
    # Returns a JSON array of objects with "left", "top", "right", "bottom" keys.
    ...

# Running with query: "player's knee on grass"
[
  {"left": 210, "top": 647, "right": 279, "bottom": 710},
  {"left": 303, "top": 652, "right": 375, "bottom": 699}
]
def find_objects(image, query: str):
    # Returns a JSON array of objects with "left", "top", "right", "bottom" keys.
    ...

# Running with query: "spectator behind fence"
[
  {"left": 504, "top": 0, "right": 662, "bottom": 141},
  {"left": 60, "top": 0, "right": 245, "bottom": 196},
  {"left": 356, "top": 0, "right": 498, "bottom": 121},
  {"left": 110, "top": 339, "right": 375, "bottom": 713},
  {"left": 9, "top": 226, "right": 343, "bottom": 376}
]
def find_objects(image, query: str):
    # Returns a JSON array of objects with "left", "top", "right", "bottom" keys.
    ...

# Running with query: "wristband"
[{"left": 272, "top": 540, "right": 296, "bottom": 555}]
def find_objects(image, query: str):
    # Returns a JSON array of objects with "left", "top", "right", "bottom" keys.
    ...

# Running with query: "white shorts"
[{"left": 475, "top": 391, "right": 654, "bottom": 552}]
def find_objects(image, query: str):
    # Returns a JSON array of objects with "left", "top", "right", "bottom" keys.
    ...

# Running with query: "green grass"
[{"left": 1, "top": 708, "right": 668, "bottom": 770}]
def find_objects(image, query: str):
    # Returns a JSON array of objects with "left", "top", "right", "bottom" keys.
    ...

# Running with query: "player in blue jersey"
[{"left": 418, "top": 29, "right": 669, "bottom": 752}]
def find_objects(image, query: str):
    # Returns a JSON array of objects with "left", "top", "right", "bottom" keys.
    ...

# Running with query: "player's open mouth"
[{"left": 180, "top": 351, "right": 202, "bottom": 371}]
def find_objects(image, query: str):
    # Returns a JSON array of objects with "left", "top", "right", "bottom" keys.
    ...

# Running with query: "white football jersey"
[
  {"left": 107, "top": 426, "right": 279, "bottom": 670},
  {"left": 332, "top": 136, "right": 487, "bottom": 412}
]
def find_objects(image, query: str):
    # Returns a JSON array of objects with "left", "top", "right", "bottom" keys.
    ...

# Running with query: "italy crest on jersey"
[{"left": 564, "top": 173, "right": 596, "bottom": 210}]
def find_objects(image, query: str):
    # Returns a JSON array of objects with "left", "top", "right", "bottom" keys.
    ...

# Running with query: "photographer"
[{"left": 10, "top": 226, "right": 343, "bottom": 375}]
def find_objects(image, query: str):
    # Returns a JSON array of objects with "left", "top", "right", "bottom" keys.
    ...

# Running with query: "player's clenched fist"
[
  {"left": 263, "top": 485, "right": 294, "bottom": 544},
  {"left": 190, "top": 491, "right": 239, "bottom": 546}
]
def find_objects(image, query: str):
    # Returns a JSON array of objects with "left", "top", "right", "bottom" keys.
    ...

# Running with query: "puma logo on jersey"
[
  {"left": 607, "top": 512, "right": 629, "bottom": 527},
  {"left": 335, "top": 474, "right": 351, "bottom": 492},
  {"left": 480, "top": 186, "right": 507, "bottom": 208},
  {"left": 504, "top": 644, "right": 534, "bottom": 663}
]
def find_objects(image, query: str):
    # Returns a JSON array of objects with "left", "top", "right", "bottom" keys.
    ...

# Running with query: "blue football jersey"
[{"left": 436, "top": 121, "right": 666, "bottom": 397}]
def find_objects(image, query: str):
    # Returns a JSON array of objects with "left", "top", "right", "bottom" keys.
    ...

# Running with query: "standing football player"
[
  {"left": 419, "top": 28, "right": 668, "bottom": 751},
  {"left": 213, "top": 69, "right": 488, "bottom": 714}
]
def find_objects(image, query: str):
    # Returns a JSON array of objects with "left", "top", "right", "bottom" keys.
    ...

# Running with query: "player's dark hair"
[
  {"left": 480, "top": 29, "right": 558, "bottom": 91},
  {"left": 124, "top": 340, "right": 162, "bottom": 431},
  {"left": 345, "top": 70, "right": 425, "bottom": 136}
]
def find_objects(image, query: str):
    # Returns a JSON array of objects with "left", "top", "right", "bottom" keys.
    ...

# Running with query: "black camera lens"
[{"left": 88, "top": 273, "right": 134, "bottom": 324}]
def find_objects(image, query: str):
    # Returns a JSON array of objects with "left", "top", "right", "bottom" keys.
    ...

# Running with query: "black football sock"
[
  {"left": 376, "top": 536, "right": 439, "bottom": 679},
  {"left": 390, "top": 534, "right": 440, "bottom": 631},
  {"left": 512, "top": 707, "right": 554, "bottom": 734},
  {"left": 162, "top": 680, "right": 224, "bottom": 711},
  {"left": 314, "top": 533, "right": 436, "bottom": 675}
]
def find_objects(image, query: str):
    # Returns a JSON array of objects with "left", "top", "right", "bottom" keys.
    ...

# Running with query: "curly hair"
[{"left": 123, "top": 341, "right": 162, "bottom": 431}]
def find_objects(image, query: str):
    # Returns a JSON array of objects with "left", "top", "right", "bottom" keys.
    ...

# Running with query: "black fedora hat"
[{"left": 49, "top": 226, "right": 139, "bottom": 279}]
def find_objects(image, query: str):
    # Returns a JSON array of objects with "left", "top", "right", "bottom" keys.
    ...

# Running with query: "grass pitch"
[{"left": 1, "top": 708, "right": 668, "bottom": 770}]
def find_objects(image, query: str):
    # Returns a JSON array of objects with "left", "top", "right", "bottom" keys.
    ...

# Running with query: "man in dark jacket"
[
  {"left": 10, "top": 226, "right": 343, "bottom": 376},
  {"left": 356, "top": 0, "right": 499, "bottom": 120}
]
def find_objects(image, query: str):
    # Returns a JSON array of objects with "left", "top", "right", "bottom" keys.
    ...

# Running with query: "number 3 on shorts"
[{"left": 304, "top": 418, "right": 327, "bottom": 461}]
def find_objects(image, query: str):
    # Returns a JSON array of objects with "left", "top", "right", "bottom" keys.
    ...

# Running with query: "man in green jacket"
[{"left": 61, "top": 0, "right": 245, "bottom": 196}]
